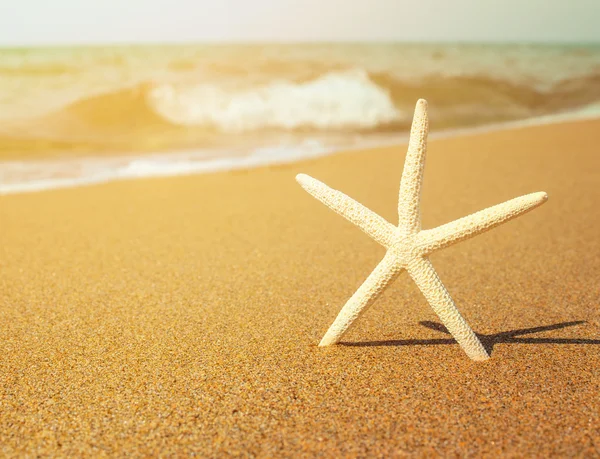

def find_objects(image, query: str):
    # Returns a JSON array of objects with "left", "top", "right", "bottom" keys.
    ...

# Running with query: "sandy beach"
[{"left": 1, "top": 119, "right": 599, "bottom": 456}]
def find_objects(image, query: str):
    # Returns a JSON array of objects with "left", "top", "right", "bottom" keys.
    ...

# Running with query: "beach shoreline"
[
  {"left": 2, "top": 109, "right": 599, "bottom": 196},
  {"left": 1, "top": 118, "right": 599, "bottom": 456}
]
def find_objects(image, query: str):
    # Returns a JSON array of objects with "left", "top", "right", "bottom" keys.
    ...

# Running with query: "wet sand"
[{"left": 1, "top": 119, "right": 599, "bottom": 456}]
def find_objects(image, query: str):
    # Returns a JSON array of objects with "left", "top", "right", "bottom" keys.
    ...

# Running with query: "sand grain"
[{"left": 1, "top": 120, "right": 599, "bottom": 456}]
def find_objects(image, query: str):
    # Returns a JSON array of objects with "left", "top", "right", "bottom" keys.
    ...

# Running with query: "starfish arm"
[
  {"left": 296, "top": 173, "right": 397, "bottom": 248},
  {"left": 319, "top": 251, "right": 402, "bottom": 346},
  {"left": 417, "top": 191, "right": 548, "bottom": 255},
  {"left": 407, "top": 257, "right": 489, "bottom": 361},
  {"left": 397, "top": 99, "right": 429, "bottom": 235}
]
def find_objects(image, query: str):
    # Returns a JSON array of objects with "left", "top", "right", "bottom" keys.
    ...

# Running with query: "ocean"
[{"left": 1, "top": 42, "right": 599, "bottom": 194}]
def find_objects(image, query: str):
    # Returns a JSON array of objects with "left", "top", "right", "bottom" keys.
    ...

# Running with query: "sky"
[{"left": 1, "top": 0, "right": 599, "bottom": 46}]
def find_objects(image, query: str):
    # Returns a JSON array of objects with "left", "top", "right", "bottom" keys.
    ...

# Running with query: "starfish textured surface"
[{"left": 296, "top": 99, "right": 548, "bottom": 361}]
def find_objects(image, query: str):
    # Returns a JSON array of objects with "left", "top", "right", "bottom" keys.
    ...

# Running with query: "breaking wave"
[
  {"left": 149, "top": 69, "right": 402, "bottom": 131},
  {"left": 5, "top": 68, "right": 600, "bottom": 145}
]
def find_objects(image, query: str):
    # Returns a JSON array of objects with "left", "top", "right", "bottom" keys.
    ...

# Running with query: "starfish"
[{"left": 296, "top": 99, "right": 548, "bottom": 361}]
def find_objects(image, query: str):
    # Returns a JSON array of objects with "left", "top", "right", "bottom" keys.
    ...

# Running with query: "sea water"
[{"left": 1, "top": 43, "right": 599, "bottom": 194}]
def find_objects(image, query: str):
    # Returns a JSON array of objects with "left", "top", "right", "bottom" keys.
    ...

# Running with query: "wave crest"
[
  {"left": 38, "top": 68, "right": 600, "bottom": 136},
  {"left": 3, "top": 67, "right": 600, "bottom": 160},
  {"left": 147, "top": 69, "right": 402, "bottom": 132}
]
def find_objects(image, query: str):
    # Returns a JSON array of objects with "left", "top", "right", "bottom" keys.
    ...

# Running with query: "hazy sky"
[{"left": 2, "top": 0, "right": 599, "bottom": 45}]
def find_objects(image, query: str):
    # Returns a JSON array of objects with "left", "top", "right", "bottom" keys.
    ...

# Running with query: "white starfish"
[{"left": 296, "top": 99, "right": 548, "bottom": 361}]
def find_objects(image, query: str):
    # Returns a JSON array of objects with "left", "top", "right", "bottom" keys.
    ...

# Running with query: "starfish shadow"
[{"left": 340, "top": 320, "right": 600, "bottom": 356}]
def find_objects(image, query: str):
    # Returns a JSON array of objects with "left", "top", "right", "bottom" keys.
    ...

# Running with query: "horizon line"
[{"left": 1, "top": 38, "right": 600, "bottom": 49}]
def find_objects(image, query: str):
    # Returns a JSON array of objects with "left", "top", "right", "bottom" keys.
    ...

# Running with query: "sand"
[{"left": 1, "top": 119, "right": 599, "bottom": 456}]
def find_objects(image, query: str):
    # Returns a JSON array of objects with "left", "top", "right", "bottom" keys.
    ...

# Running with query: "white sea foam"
[
  {"left": 147, "top": 69, "right": 402, "bottom": 131},
  {"left": 0, "top": 140, "right": 337, "bottom": 195}
]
